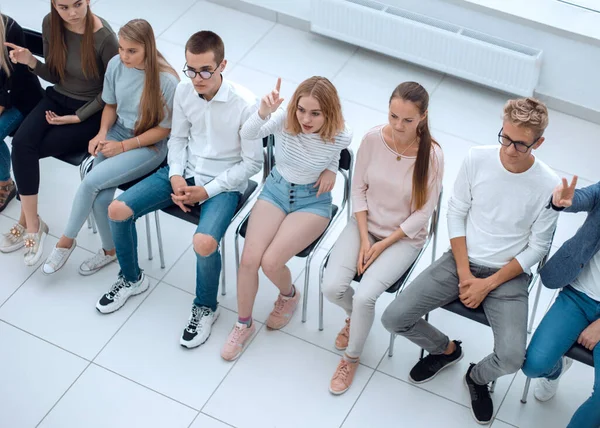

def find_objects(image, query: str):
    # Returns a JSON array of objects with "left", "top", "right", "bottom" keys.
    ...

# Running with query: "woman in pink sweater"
[{"left": 322, "top": 82, "right": 444, "bottom": 395}]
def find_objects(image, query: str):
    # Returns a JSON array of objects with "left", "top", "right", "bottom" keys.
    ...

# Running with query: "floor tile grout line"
[
  {"left": 193, "top": 412, "right": 237, "bottom": 428},
  {"left": 330, "top": 46, "right": 360, "bottom": 81},
  {"left": 234, "top": 20, "right": 278, "bottom": 67},
  {"left": 0, "top": 263, "right": 45, "bottom": 311},
  {"left": 0, "top": 319, "right": 91, "bottom": 362},
  {"left": 199, "top": 322, "right": 267, "bottom": 414},
  {"left": 491, "top": 368, "right": 521, "bottom": 426},
  {"left": 155, "top": 0, "right": 205, "bottom": 39},
  {"left": 34, "top": 360, "right": 94, "bottom": 428},
  {"left": 429, "top": 73, "right": 448, "bottom": 98}
]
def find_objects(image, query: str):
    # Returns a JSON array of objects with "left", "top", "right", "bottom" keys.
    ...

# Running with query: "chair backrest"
[{"left": 23, "top": 29, "right": 43, "bottom": 56}]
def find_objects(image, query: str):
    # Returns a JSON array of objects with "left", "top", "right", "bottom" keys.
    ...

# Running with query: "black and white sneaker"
[
  {"left": 180, "top": 305, "right": 220, "bottom": 349},
  {"left": 409, "top": 340, "right": 463, "bottom": 383},
  {"left": 96, "top": 273, "right": 150, "bottom": 314},
  {"left": 464, "top": 363, "right": 493, "bottom": 425}
]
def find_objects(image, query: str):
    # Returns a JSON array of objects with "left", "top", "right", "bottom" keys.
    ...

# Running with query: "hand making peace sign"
[
  {"left": 552, "top": 175, "right": 578, "bottom": 208},
  {"left": 258, "top": 77, "right": 284, "bottom": 120},
  {"left": 4, "top": 42, "right": 36, "bottom": 69}
]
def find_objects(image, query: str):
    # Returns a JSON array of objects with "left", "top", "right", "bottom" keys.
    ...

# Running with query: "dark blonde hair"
[
  {"left": 118, "top": 19, "right": 179, "bottom": 136},
  {"left": 390, "top": 82, "right": 440, "bottom": 211},
  {"left": 48, "top": 0, "right": 98, "bottom": 82},
  {"left": 286, "top": 76, "right": 344, "bottom": 143},
  {"left": 503, "top": 97, "right": 549, "bottom": 140}
]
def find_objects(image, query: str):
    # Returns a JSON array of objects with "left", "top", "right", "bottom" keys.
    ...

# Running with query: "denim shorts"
[{"left": 258, "top": 167, "right": 332, "bottom": 219}]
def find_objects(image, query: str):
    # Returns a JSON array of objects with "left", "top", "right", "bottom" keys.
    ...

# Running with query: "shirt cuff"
[
  {"left": 168, "top": 163, "right": 185, "bottom": 178},
  {"left": 204, "top": 180, "right": 223, "bottom": 198}
]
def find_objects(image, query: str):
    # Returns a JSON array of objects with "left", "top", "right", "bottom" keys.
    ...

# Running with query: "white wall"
[{"left": 378, "top": 0, "right": 600, "bottom": 116}]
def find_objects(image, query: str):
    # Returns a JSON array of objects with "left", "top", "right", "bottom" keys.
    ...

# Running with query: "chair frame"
[{"left": 233, "top": 142, "right": 354, "bottom": 323}]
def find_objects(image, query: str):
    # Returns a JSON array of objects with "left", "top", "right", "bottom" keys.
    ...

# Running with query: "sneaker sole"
[
  {"left": 96, "top": 277, "right": 150, "bottom": 314},
  {"left": 408, "top": 351, "right": 463, "bottom": 384},
  {"left": 78, "top": 258, "right": 116, "bottom": 276},
  {"left": 180, "top": 309, "right": 221, "bottom": 349},
  {"left": 329, "top": 385, "right": 350, "bottom": 395},
  {"left": 0, "top": 242, "right": 24, "bottom": 253},
  {"left": 24, "top": 228, "right": 49, "bottom": 266},
  {"left": 463, "top": 374, "right": 492, "bottom": 425}
]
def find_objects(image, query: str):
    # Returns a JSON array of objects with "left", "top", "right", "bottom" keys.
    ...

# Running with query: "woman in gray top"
[
  {"left": 42, "top": 18, "right": 179, "bottom": 276},
  {"left": 0, "top": 0, "right": 118, "bottom": 266}
]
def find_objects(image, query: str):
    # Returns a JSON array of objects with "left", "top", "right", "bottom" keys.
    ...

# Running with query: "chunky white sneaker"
[
  {"left": 79, "top": 249, "right": 117, "bottom": 276},
  {"left": 23, "top": 218, "right": 49, "bottom": 266},
  {"left": 42, "top": 240, "right": 76, "bottom": 275},
  {"left": 534, "top": 357, "right": 573, "bottom": 402},
  {"left": 0, "top": 223, "right": 25, "bottom": 253},
  {"left": 180, "top": 305, "right": 220, "bottom": 349},
  {"left": 96, "top": 273, "right": 150, "bottom": 314}
]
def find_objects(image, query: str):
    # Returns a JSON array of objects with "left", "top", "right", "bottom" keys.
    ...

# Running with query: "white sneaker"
[
  {"left": 180, "top": 305, "right": 220, "bottom": 349},
  {"left": 79, "top": 249, "right": 117, "bottom": 276},
  {"left": 96, "top": 273, "right": 149, "bottom": 314},
  {"left": 23, "top": 218, "right": 49, "bottom": 266},
  {"left": 0, "top": 223, "right": 25, "bottom": 253},
  {"left": 42, "top": 240, "right": 76, "bottom": 275},
  {"left": 534, "top": 357, "right": 573, "bottom": 402}
]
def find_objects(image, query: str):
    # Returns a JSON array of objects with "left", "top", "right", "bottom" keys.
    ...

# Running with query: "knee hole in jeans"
[
  {"left": 108, "top": 200, "right": 134, "bottom": 221},
  {"left": 193, "top": 233, "right": 218, "bottom": 257}
]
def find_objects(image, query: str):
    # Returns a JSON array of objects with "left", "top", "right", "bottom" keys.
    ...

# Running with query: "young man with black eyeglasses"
[
  {"left": 95, "top": 31, "right": 262, "bottom": 349},
  {"left": 382, "top": 98, "right": 560, "bottom": 425}
]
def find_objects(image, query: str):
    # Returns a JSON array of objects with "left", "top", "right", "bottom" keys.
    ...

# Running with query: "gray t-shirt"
[{"left": 102, "top": 55, "right": 179, "bottom": 131}]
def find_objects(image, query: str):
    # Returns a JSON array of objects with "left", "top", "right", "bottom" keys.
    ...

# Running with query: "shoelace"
[
  {"left": 333, "top": 361, "right": 352, "bottom": 382},
  {"left": 186, "top": 307, "right": 211, "bottom": 333},
  {"left": 419, "top": 353, "right": 448, "bottom": 372},
  {"left": 227, "top": 325, "right": 245, "bottom": 345},
  {"left": 85, "top": 250, "right": 111, "bottom": 269},
  {"left": 272, "top": 295, "right": 286, "bottom": 316},
  {"left": 107, "top": 277, "right": 128, "bottom": 301},
  {"left": 47, "top": 247, "right": 68, "bottom": 268},
  {"left": 467, "top": 381, "right": 489, "bottom": 401}
]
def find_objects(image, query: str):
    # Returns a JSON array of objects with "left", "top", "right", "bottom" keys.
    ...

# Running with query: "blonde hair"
[
  {"left": 118, "top": 19, "right": 179, "bottom": 136},
  {"left": 503, "top": 97, "right": 549, "bottom": 139},
  {"left": 286, "top": 76, "right": 344, "bottom": 143},
  {"left": 0, "top": 15, "right": 11, "bottom": 77}
]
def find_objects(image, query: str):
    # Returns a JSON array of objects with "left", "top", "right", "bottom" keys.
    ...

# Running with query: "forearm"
[
  {"left": 354, "top": 211, "right": 370, "bottom": 243},
  {"left": 382, "top": 226, "right": 407, "bottom": 247},
  {"left": 485, "top": 259, "right": 524, "bottom": 292},
  {"left": 450, "top": 236, "right": 471, "bottom": 280},
  {"left": 123, "top": 126, "right": 170, "bottom": 151},
  {"left": 98, "top": 105, "right": 118, "bottom": 135}
]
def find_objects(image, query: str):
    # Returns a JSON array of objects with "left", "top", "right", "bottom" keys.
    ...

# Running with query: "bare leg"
[
  {"left": 20, "top": 194, "right": 39, "bottom": 233},
  {"left": 237, "top": 200, "right": 286, "bottom": 319},
  {"left": 261, "top": 211, "right": 329, "bottom": 294},
  {"left": 18, "top": 206, "right": 26, "bottom": 228}
]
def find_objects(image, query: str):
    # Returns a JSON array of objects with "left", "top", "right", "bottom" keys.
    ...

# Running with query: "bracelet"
[
  {"left": 121, "top": 141, "right": 125, "bottom": 153},
  {"left": 136, "top": 136, "right": 141, "bottom": 148}
]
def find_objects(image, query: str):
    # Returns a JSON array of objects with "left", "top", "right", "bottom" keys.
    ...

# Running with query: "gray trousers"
[{"left": 381, "top": 251, "right": 530, "bottom": 385}]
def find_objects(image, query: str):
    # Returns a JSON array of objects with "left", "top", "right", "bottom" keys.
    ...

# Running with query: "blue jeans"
[
  {"left": 0, "top": 107, "right": 24, "bottom": 181},
  {"left": 522, "top": 285, "right": 600, "bottom": 428},
  {"left": 63, "top": 121, "right": 167, "bottom": 250},
  {"left": 109, "top": 166, "right": 240, "bottom": 310}
]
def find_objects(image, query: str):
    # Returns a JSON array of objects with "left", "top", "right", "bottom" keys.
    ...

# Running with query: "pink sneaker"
[
  {"left": 221, "top": 321, "right": 256, "bottom": 361},
  {"left": 266, "top": 287, "right": 300, "bottom": 330},
  {"left": 335, "top": 318, "right": 351, "bottom": 350},
  {"left": 329, "top": 358, "right": 360, "bottom": 395}
]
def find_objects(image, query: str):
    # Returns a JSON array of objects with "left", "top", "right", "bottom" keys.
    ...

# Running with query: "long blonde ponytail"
[{"left": 0, "top": 15, "right": 12, "bottom": 77}]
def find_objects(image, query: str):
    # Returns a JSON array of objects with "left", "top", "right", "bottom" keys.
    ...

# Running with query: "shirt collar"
[{"left": 211, "top": 77, "right": 230, "bottom": 102}]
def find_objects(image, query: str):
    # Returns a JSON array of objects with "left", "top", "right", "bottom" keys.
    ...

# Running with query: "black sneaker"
[
  {"left": 464, "top": 363, "right": 493, "bottom": 425},
  {"left": 409, "top": 340, "right": 463, "bottom": 383}
]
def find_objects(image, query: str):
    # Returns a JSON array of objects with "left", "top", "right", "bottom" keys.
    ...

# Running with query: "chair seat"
[
  {"left": 55, "top": 150, "right": 90, "bottom": 167},
  {"left": 161, "top": 180, "right": 258, "bottom": 225},
  {"left": 442, "top": 299, "right": 489, "bottom": 326},
  {"left": 239, "top": 204, "right": 339, "bottom": 258},
  {"left": 351, "top": 262, "right": 414, "bottom": 294},
  {"left": 566, "top": 343, "right": 594, "bottom": 367}
]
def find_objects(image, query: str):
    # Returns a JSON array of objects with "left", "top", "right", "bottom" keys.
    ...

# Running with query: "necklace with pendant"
[{"left": 391, "top": 127, "right": 418, "bottom": 161}]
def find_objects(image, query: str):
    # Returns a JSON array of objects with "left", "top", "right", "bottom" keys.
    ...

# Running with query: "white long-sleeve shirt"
[
  {"left": 447, "top": 146, "right": 559, "bottom": 272},
  {"left": 167, "top": 79, "right": 262, "bottom": 197},
  {"left": 240, "top": 108, "right": 352, "bottom": 184}
]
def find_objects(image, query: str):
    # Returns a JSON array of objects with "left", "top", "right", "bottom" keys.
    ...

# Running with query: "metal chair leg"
[
  {"left": 90, "top": 214, "right": 97, "bottom": 234},
  {"left": 145, "top": 215, "right": 153, "bottom": 260},
  {"left": 489, "top": 380, "right": 497, "bottom": 394},
  {"left": 318, "top": 263, "right": 325, "bottom": 331},
  {"left": 234, "top": 231, "right": 241, "bottom": 279},
  {"left": 388, "top": 333, "right": 396, "bottom": 357},
  {"left": 302, "top": 258, "right": 311, "bottom": 323},
  {"left": 154, "top": 211, "right": 165, "bottom": 269},
  {"left": 221, "top": 237, "right": 227, "bottom": 296},
  {"left": 528, "top": 276, "right": 543, "bottom": 334},
  {"left": 521, "top": 377, "right": 532, "bottom": 403}
]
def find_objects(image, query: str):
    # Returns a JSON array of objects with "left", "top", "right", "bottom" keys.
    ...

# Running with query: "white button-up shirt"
[{"left": 167, "top": 79, "right": 262, "bottom": 197}]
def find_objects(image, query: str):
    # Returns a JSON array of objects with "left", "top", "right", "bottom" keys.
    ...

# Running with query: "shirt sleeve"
[
  {"left": 447, "top": 149, "right": 473, "bottom": 239},
  {"left": 239, "top": 108, "right": 286, "bottom": 140},
  {"left": 158, "top": 74, "right": 179, "bottom": 129},
  {"left": 326, "top": 126, "right": 352, "bottom": 173},
  {"left": 204, "top": 102, "right": 264, "bottom": 198},
  {"left": 515, "top": 201, "right": 559, "bottom": 273},
  {"left": 31, "top": 15, "right": 59, "bottom": 84},
  {"left": 351, "top": 134, "right": 371, "bottom": 213},
  {"left": 100, "top": 57, "right": 118, "bottom": 105},
  {"left": 400, "top": 146, "right": 445, "bottom": 239},
  {"left": 167, "top": 83, "right": 190, "bottom": 178}
]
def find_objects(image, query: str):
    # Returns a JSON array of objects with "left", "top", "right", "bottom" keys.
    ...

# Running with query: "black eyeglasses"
[
  {"left": 497, "top": 128, "right": 539, "bottom": 153},
  {"left": 182, "top": 63, "right": 219, "bottom": 80}
]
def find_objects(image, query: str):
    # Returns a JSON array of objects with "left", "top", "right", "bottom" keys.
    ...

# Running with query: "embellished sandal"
[{"left": 0, "top": 180, "right": 16, "bottom": 213}]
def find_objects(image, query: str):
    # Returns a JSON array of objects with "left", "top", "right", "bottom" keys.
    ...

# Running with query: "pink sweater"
[{"left": 352, "top": 125, "right": 444, "bottom": 246}]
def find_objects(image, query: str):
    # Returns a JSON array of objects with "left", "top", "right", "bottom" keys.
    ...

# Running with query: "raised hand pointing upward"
[
  {"left": 258, "top": 77, "right": 284, "bottom": 120},
  {"left": 552, "top": 175, "right": 578, "bottom": 208}
]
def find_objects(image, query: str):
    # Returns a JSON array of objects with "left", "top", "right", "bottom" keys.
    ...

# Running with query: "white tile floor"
[{"left": 1, "top": 1, "right": 597, "bottom": 427}]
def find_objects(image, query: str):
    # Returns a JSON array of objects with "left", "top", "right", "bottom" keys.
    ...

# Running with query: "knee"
[
  {"left": 322, "top": 275, "right": 346, "bottom": 303},
  {"left": 353, "top": 287, "right": 378, "bottom": 310},
  {"left": 498, "top": 346, "right": 527, "bottom": 375},
  {"left": 260, "top": 252, "right": 284, "bottom": 277},
  {"left": 381, "top": 300, "right": 412, "bottom": 334},
  {"left": 239, "top": 249, "right": 261, "bottom": 272},
  {"left": 521, "top": 348, "right": 556, "bottom": 378},
  {"left": 193, "top": 233, "right": 218, "bottom": 257},
  {"left": 108, "top": 200, "right": 133, "bottom": 221}
]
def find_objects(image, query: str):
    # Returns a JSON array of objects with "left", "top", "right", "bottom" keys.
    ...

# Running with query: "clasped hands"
[
  {"left": 458, "top": 273, "right": 493, "bottom": 309},
  {"left": 169, "top": 175, "right": 208, "bottom": 213}
]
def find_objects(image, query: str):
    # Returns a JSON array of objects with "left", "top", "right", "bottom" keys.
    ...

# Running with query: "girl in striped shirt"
[{"left": 221, "top": 76, "right": 352, "bottom": 361}]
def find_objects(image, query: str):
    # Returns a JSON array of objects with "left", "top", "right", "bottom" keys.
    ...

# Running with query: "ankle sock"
[
  {"left": 282, "top": 284, "right": 295, "bottom": 298},
  {"left": 238, "top": 316, "right": 252, "bottom": 327},
  {"left": 343, "top": 354, "right": 359, "bottom": 363}
]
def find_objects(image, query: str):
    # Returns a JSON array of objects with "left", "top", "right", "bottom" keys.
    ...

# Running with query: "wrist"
[
  {"left": 258, "top": 109, "right": 268, "bottom": 120},
  {"left": 27, "top": 57, "right": 37, "bottom": 69}
]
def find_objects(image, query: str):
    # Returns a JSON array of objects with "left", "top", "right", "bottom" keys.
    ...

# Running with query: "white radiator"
[{"left": 310, "top": 0, "right": 543, "bottom": 96}]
